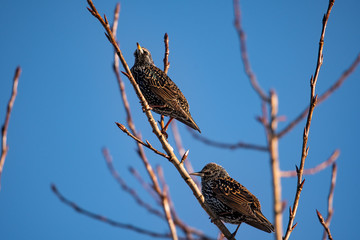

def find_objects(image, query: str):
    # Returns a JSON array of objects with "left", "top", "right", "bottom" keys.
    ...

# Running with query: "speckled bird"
[
  {"left": 130, "top": 43, "right": 201, "bottom": 133},
  {"left": 190, "top": 163, "right": 274, "bottom": 235}
]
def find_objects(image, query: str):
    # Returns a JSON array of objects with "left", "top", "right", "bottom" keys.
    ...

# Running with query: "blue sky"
[{"left": 1, "top": 0, "right": 359, "bottom": 239}]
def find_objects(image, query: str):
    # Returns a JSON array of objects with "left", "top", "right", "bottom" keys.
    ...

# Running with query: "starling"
[
  {"left": 130, "top": 43, "right": 201, "bottom": 133},
  {"left": 190, "top": 163, "right": 274, "bottom": 235}
]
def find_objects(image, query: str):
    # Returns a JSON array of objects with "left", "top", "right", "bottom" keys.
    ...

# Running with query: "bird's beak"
[
  {"left": 136, "top": 42, "right": 143, "bottom": 54},
  {"left": 190, "top": 171, "right": 204, "bottom": 177}
]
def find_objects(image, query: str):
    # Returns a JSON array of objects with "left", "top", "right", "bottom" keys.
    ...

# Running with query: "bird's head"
[
  {"left": 134, "top": 42, "right": 154, "bottom": 65},
  {"left": 190, "top": 163, "right": 229, "bottom": 182}
]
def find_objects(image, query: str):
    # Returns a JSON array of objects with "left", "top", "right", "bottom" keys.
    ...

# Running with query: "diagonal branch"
[
  {"left": 171, "top": 122, "right": 200, "bottom": 188},
  {"left": 283, "top": 1, "right": 335, "bottom": 239},
  {"left": 116, "top": 122, "right": 170, "bottom": 159},
  {"left": 281, "top": 150, "right": 339, "bottom": 178},
  {"left": 189, "top": 130, "right": 268, "bottom": 152},
  {"left": 102, "top": 148, "right": 164, "bottom": 218},
  {"left": 51, "top": 184, "right": 177, "bottom": 239},
  {"left": 316, "top": 210, "right": 334, "bottom": 240},
  {"left": 0, "top": 66, "right": 21, "bottom": 188},
  {"left": 87, "top": 1, "right": 233, "bottom": 238},
  {"left": 278, "top": 53, "right": 360, "bottom": 138},
  {"left": 322, "top": 163, "right": 337, "bottom": 240},
  {"left": 233, "top": 0, "right": 269, "bottom": 102}
]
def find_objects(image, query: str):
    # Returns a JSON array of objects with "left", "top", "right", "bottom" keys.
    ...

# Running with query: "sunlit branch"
[
  {"left": 0, "top": 66, "right": 21, "bottom": 189},
  {"left": 283, "top": 1, "right": 335, "bottom": 239}
]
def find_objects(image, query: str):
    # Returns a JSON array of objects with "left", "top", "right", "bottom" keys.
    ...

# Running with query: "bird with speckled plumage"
[
  {"left": 130, "top": 43, "right": 201, "bottom": 133},
  {"left": 190, "top": 163, "right": 274, "bottom": 236}
]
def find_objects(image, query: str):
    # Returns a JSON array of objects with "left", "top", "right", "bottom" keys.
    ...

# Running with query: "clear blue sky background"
[{"left": 1, "top": 0, "right": 359, "bottom": 239}]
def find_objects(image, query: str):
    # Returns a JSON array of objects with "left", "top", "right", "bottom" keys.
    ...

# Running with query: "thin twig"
[
  {"left": 233, "top": 0, "right": 269, "bottom": 102},
  {"left": 316, "top": 210, "right": 334, "bottom": 240},
  {"left": 156, "top": 166, "right": 178, "bottom": 240},
  {"left": 283, "top": 1, "right": 335, "bottom": 239},
  {"left": 131, "top": 166, "right": 214, "bottom": 240},
  {"left": 0, "top": 66, "right": 21, "bottom": 188},
  {"left": 189, "top": 130, "right": 268, "bottom": 152},
  {"left": 281, "top": 150, "right": 339, "bottom": 178},
  {"left": 111, "top": 4, "right": 137, "bottom": 134},
  {"left": 51, "top": 184, "right": 175, "bottom": 239},
  {"left": 116, "top": 122, "right": 170, "bottom": 159},
  {"left": 278, "top": 53, "right": 360, "bottom": 138},
  {"left": 129, "top": 166, "right": 161, "bottom": 203},
  {"left": 322, "top": 163, "right": 337, "bottom": 240},
  {"left": 163, "top": 33, "right": 170, "bottom": 74},
  {"left": 87, "top": 1, "right": 233, "bottom": 237},
  {"left": 102, "top": 148, "right": 164, "bottom": 218}
]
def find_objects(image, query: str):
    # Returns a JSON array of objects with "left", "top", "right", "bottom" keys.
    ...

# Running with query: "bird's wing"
[
  {"left": 148, "top": 65, "right": 188, "bottom": 112},
  {"left": 212, "top": 177, "right": 261, "bottom": 219}
]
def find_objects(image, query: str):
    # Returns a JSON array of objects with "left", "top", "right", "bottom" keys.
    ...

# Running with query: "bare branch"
[
  {"left": 189, "top": 130, "right": 268, "bottom": 152},
  {"left": 129, "top": 166, "right": 161, "bottom": 203},
  {"left": 283, "top": 1, "right": 335, "bottom": 239},
  {"left": 115, "top": 122, "right": 170, "bottom": 159},
  {"left": 87, "top": 1, "right": 233, "bottom": 237},
  {"left": 163, "top": 33, "right": 170, "bottom": 74},
  {"left": 156, "top": 166, "right": 178, "bottom": 240},
  {"left": 102, "top": 148, "right": 164, "bottom": 218},
  {"left": 322, "top": 163, "right": 337, "bottom": 240},
  {"left": 171, "top": 122, "right": 200, "bottom": 188},
  {"left": 51, "top": 184, "right": 175, "bottom": 239},
  {"left": 316, "top": 210, "right": 334, "bottom": 240},
  {"left": 268, "top": 90, "right": 283, "bottom": 239},
  {"left": 281, "top": 150, "right": 339, "bottom": 178},
  {"left": 233, "top": 0, "right": 269, "bottom": 102},
  {"left": 0, "top": 66, "right": 21, "bottom": 188},
  {"left": 278, "top": 53, "right": 360, "bottom": 138}
]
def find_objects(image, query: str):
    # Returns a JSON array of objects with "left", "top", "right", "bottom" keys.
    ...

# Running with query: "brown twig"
[
  {"left": 233, "top": 0, "right": 269, "bottom": 102},
  {"left": 316, "top": 210, "right": 334, "bottom": 240},
  {"left": 102, "top": 148, "right": 164, "bottom": 218},
  {"left": 51, "top": 184, "right": 176, "bottom": 239},
  {"left": 171, "top": 122, "right": 200, "bottom": 188},
  {"left": 129, "top": 166, "right": 161, "bottom": 203},
  {"left": 189, "top": 130, "right": 268, "bottom": 152},
  {"left": 283, "top": 1, "right": 335, "bottom": 239},
  {"left": 131, "top": 166, "right": 214, "bottom": 240},
  {"left": 163, "top": 33, "right": 170, "bottom": 74},
  {"left": 281, "top": 150, "right": 339, "bottom": 178},
  {"left": 278, "top": 53, "right": 360, "bottom": 138},
  {"left": 115, "top": 122, "right": 170, "bottom": 159},
  {"left": 322, "top": 163, "right": 337, "bottom": 240},
  {"left": 87, "top": 1, "right": 233, "bottom": 238},
  {"left": 111, "top": 4, "right": 137, "bottom": 134},
  {"left": 0, "top": 66, "right": 21, "bottom": 188},
  {"left": 156, "top": 166, "right": 178, "bottom": 240}
]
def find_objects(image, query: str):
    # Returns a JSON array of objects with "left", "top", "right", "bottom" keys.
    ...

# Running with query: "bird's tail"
[
  {"left": 246, "top": 210, "right": 275, "bottom": 233},
  {"left": 177, "top": 115, "right": 201, "bottom": 133}
]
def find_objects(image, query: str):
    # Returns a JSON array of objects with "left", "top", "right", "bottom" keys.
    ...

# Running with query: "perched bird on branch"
[
  {"left": 131, "top": 43, "right": 201, "bottom": 133},
  {"left": 190, "top": 163, "right": 274, "bottom": 236}
]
